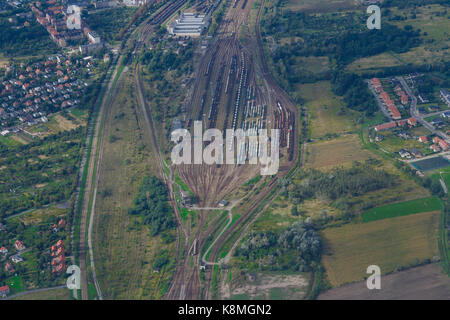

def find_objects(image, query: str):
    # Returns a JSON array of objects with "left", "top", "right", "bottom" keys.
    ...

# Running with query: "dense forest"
[
  {"left": 128, "top": 176, "right": 175, "bottom": 236},
  {"left": 140, "top": 42, "right": 194, "bottom": 79},
  {"left": 235, "top": 221, "right": 322, "bottom": 272},
  {"left": 262, "top": 9, "right": 421, "bottom": 94},
  {"left": 331, "top": 72, "right": 377, "bottom": 115},
  {"left": 84, "top": 7, "right": 138, "bottom": 43},
  {"left": 288, "top": 163, "right": 396, "bottom": 205},
  {"left": 0, "top": 17, "right": 58, "bottom": 57}
]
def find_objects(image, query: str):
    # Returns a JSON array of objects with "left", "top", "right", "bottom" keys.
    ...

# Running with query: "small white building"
[
  {"left": 87, "top": 31, "right": 101, "bottom": 44},
  {"left": 11, "top": 255, "right": 23, "bottom": 264}
]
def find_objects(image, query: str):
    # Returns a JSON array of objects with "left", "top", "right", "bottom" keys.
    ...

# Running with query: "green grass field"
[
  {"left": 362, "top": 196, "right": 443, "bottom": 222},
  {"left": 322, "top": 211, "right": 440, "bottom": 287},
  {"left": 11, "top": 288, "right": 72, "bottom": 300},
  {"left": 297, "top": 81, "right": 359, "bottom": 139}
]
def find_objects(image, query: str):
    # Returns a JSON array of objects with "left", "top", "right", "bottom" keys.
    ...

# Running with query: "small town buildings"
[
  {"left": 219, "top": 200, "right": 229, "bottom": 207},
  {"left": 374, "top": 121, "right": 397, "bottom": 132},
  {"left": 0, "top": 246, "right": 8, "bottom": 255},
  {"left": 431, "top": 118, "right": 444, "bottom": 127},
  {"left": 4, "top": 262, "right": 14, "bottom": 274},
  {"left": 401, "top": 94, "right": 408, "bottom": 105},
  {"left": 418, "top": 136, "right": 428, "bottom": 143},
  {"left": 431, "top": 144, "right": 441, "bottom": 152},
  {"left": 433, "top": 136, "right": 450, "bottom": 151},
  {"left": 181, "top": 191, "right": 192, "bottom": 206},
  {"left": 11, "top": 255, "right": 23, "bottom": 263},
  {"left": 14, "top": 240, "right": 25, "bottom": 251},
  {"left": 407, "top": 117, "right": 417, "bottom": 126},
  {"left": 411, "top": 148, "right": 422, "bottom": 158},
  {"left": 441, "top": 111, "right": 450, "bottom": 119},
  {"left": 87, "top": 31, "right": 101, "bottom": 44},
  {"left": 0, "top": 285, "right": 10, "bottom": 298},
  {"left": 440, "top": 89, "right": 450, "bottom": 107},
  {"left": 398, "top": 149, "right": 411, "bottom": 159},
  {"left": 397, "top": 119, "right": 408, "bottom": 127}
]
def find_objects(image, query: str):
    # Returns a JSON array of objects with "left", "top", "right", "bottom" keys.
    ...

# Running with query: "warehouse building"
[{"left": 168, "top": 12, "right": 210, "bottom": 37}]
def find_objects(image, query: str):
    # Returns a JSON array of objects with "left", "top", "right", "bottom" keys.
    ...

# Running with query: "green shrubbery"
[
  {"left": 235, "top": 221, "right": 322, "bottom": 272},
  {"left": 128, "top": 176, "right": 175, "bottom": 236}
]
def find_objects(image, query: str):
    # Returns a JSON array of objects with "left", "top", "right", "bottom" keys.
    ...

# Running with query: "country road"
[{"left": 398, "top": 76, "right": 450, "bottom": 142}]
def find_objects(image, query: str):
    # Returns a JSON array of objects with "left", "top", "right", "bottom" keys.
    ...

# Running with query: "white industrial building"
[
  {"left": 87, "top": 31, "right": 101, "bottom": 44},
  {"left": 123, "top": 0, "right": 148, "bottom": 6},
  {"left": 168, "top": 12, "right": 210, "bottom": 37}
]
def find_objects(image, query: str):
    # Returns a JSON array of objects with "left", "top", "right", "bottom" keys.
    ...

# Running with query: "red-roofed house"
[
  {"left": 397, "top": 119, "right": 408, "bottom": 127},
  {"left": 0, "top": 246, "right": 8, "bottom": 255},
  {"left": 401, "top": 94, "right": 409, "bottom": 105},
  {"left": 407, "top": 118, "right": 417, "bottom": 126},
  {"left": 0, "top": 285, "right": 10, "bottom": 297},
  {"left": 374, "top": 122, "right": 397, "bottom": 132},
  {"left": 15, "top": 240, "right": 25, "bottom": 251},
  {"left": 431, "top": 144, "right": 441, "bottom": 152},
  {"left": 4, "top": 262, "right": 14, "bottom": 273},
  {"left": 418, "top": 136, "right": 428, "bottom": 143},
  {"left": 433, "top": 137, "right": 449, "bottom": 151}
]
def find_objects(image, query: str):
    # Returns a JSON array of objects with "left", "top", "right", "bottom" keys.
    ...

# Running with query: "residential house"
[
  {"left": 4, "top": 262, "right": 14, "bottom": 274},
  {"left": 418, "top": 136, "right": 428, "bottom": 143},
  {"left": 430, "top": 144, "right": 441, "bottom": 152},
  {"left": 0, "top": 285, "right": 10, "bottom": 298},
  {"left": 407, "top": 118, "right": 417, "bottom": 126},
  {"left": 411, "top": 148, "right": 422, "bottom": 158},
  {"left": 440, "top": 89, "right": 450, "bottom": 107},
  {"left": 374, "top": 122, "right": 397, "bottom": 131},
  {"left": 11, "top": 255, "right": 23, "bottom": 263},
  {"left": 14, "top": 240, "right": 25, "bottom": 251},
  {"left": 0, "top": 246, "right": 8, "bottom": 255}
]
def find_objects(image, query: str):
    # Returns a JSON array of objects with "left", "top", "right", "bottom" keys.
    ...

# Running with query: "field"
[
  {"left": 8, "top": 204, "right": 69, "bottom": 225},
  {"left": 298, "top": 81, "right": 359, "bottom": 139},
  {"left": 92, "top": 72, "right": 175, "bottom": 299},
  {"left": 347, "top": 4, "right": 450, "bottom": 73},
  {"left": 305, "top": 134, "right": 369, "bottom": 169},
  {"left": 284, "top": 0, "right": 358, "bottom": 12},
  {"left": 225, "top": 272, "right": 310, "bottom": 300},
  {"left": 10, "top": 288, "right": 72, "bottom": 300},
  {"left": 321, "top": 211, "right": 440, "bottom": 287},
  {"left": 362, "top": 196, "right": 443, "bottom": 222},
  {"left": 319, "top": 263, "right": 450, "bottom": 300}
]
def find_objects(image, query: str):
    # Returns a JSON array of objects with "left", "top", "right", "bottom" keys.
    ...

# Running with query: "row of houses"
[
  {"left": 51, "top": 239, "right": 65, "bottom": 273},
  {"left": 0, "top": 55, "right": 91, "bottom": 130},
  {"left": 374, "top": 117, "right": 417, "bottom": 132},
  {"left": 31, "top": 1, "right": 101, "bottom": 48},
  {"left": 417, "top": 135, "right": 449, "bottom": 152},
  {"left": 370, "top": 78, "right": 403, "bottom": 120}
]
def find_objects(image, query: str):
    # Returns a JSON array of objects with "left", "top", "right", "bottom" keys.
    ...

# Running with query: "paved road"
[
  {"left": 398, "top": 76, "right": 450, "bottom": 142},
  {"left": 2, "top": 285, "right": 66, "bottom": 300}
]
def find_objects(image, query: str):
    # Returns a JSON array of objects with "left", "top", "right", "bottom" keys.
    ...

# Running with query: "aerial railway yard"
[{"left": 126, "top": 0, "right": 301, "bottom": 300}]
